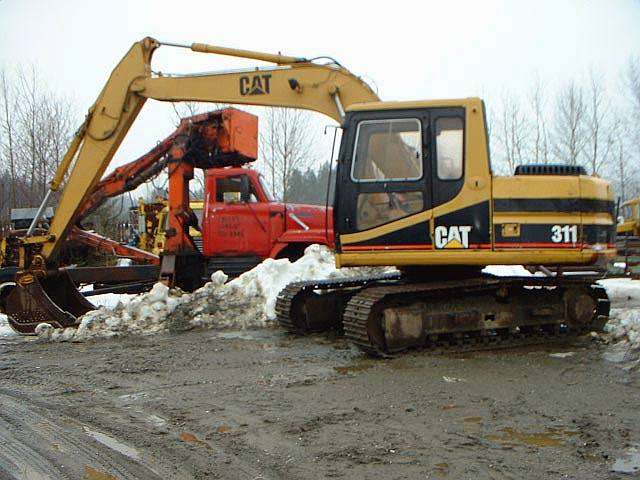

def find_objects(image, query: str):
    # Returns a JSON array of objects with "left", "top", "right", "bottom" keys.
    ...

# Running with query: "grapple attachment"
[{"left": 0, "top": 270, "right": 95, "bottom": 335}]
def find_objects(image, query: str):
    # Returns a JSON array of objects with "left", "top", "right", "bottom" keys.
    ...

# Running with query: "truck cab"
[
  {"left": 618, "top": 198, "right": 640, "bottom": 237},
  {"left": 201, "top": 167, "right": 333, "bottom": 276}
]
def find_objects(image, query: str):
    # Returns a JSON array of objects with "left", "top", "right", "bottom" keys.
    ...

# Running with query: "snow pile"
[
  {"left": 0, "top": 314, "right": 18, "bottom": 338},
  {"left": 482, "top": 265, "right": 534, "bottom": 277},
  {"left": 598, "top": 278, "right": 640, "bottom": 309},
  {"left": 228, "top": 244, "right": 395, "bottom": 320},
  {"left": 89, "top": 293, "right": 137, "bottom": 309},
  {"left": 36, "top": 245, "right": 395, "bottom": 342},
  {"left": 598, "top": 278, "right": 640, "bottom": 353}
]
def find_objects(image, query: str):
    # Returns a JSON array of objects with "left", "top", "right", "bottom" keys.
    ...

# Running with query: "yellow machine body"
[
  {"left": 334, "top": 99, "right": 615, "bottom": 268},
  {"left": 618, "top": 198, "right": 640, "bottom": 236}
]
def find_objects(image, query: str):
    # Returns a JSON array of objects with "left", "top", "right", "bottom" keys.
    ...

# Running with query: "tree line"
[
  {"left": 487, "top": 58, "right": 640, "bottom": 202},
  {"left": 0, "top": 67, "right": 76, "bottom": 223}
]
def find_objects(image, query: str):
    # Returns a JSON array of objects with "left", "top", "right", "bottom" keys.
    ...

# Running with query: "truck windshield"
[{"left": 259, "top": 174, "right": 274, "bottom": 201}]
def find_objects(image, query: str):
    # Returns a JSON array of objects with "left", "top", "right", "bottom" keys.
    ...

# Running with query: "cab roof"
[{"left": 345, "top": 97, "right": 484, "bottom": 113}]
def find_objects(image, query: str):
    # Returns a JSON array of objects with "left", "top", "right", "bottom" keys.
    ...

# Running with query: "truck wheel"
[{"left": 276, "top": 244, "right": 309, "bottom": 262}]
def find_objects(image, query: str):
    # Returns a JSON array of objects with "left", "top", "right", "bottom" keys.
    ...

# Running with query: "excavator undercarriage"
[{"left": 276, "top": 272, "right": 609, "bottom": 355}]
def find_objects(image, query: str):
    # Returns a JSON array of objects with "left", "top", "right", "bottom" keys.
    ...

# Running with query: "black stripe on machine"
[
  {"left": 345, "top": 220, "right": 432, "bottom": 247},
  {"left": 493, "top": 198, "right": 615, "bottom": 215}
]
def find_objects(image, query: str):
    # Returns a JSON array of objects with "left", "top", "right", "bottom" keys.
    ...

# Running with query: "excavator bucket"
[{"left": 0, "top": 270, "right": 95, "bottom": 335}]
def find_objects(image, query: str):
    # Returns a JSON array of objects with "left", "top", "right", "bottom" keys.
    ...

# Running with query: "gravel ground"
[{"left": 0, "top": 328, "right": 638, "bottom": 479}]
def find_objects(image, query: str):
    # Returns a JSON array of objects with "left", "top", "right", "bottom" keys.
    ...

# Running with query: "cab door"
[
  {"left": 203, "top": 174, "right": 271, "bottom": 257},
  {"left": 429, "top": 108, "right": 490, "bottom": 251},
  {"left": 335, "top": 109, "right": 433, "bottom": 251},
  {"left": 336, "top": 105, "right": 490, "bottom": 255}
]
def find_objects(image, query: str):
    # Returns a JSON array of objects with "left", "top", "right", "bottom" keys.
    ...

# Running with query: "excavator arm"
[
  {"left": 1, "top": 37, "right": 378, "bottom": 333},
  {"left": 41, "top": 37, "right": 378, "bottom": 262}
]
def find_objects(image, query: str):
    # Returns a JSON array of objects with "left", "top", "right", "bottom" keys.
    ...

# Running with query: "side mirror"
[{"left": 240, "top": 175, "right": 251, "bottom": 203}]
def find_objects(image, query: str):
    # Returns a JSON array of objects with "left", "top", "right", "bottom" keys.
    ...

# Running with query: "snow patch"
[
  {"left": 599, "top": 278, "right": 640, "bottom": 354},
  {"left": 482, "top": 265, "right": 534, "bottom": 277},
  {"left": 36, "top": 245, "right": 395, "bottom": 342},
  {"left": 598, "top": 278, "right": 640, "bottom": 308},
  {"left": 228, "top": 244, "right": 395, "bottom": 320},
  {"left": 88, "top": 292, "right": 138, "bottom": 309},
  {"left": 0, "top": 314, "right": 18, "bottom": 338}
]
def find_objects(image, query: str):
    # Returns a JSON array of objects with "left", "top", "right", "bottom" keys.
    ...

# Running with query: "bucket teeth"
[{"left": 1, "top": 270, "right": 94, "bottom": 335}]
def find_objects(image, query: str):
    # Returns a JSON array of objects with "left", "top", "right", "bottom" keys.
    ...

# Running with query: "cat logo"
[
  {"left": 239, "top": 74, "right": 272, "bottom": 96},
  {"left": 434, "top": 225, "right": 472, "bottom": 249}
]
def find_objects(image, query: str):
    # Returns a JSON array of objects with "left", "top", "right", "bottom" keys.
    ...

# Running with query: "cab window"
[
  {"left": 621, "top": 205, "right": 633, "bottom": 221},
  {"left": 351, "top": 119, "right": 422, "bottom": 182},
  {"left": 356, "top": 191, "right": 424, "bottom": 231},
  {"left": 259, "top": 174, "right": 274, "bottom": 201},
  {"left": 435, "top": 117, "right": 464, "bottom": 180},
  {"left": 216, "top": 176, "right": 259, "bottom": 203}
]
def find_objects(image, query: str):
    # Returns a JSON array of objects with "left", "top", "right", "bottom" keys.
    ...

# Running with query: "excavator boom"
[
  {"left": 38, "top": 38, "right": 376, "bottom": 262},
  {"left": 0, "top": 38, "right": 378, "bottom": 333}
]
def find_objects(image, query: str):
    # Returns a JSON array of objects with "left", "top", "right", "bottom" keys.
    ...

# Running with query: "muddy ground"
[{"left": 0, "top": 329, "right": 638, "bottom": 480}]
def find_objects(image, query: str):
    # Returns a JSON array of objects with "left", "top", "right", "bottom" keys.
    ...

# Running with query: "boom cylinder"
[{"left": 158, "top": 40, "right": 306, "bottom": 65}]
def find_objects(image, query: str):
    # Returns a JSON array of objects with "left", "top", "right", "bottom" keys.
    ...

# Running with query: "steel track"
[{"left": 275, "top": 274, "right": 610, "bottom": 355}]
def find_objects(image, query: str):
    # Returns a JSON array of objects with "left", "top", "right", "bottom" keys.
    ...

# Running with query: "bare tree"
[
  {"left": 495, "top": 92, "right": 528, "bottom": 174},
  {"left": 614, "top": 138, "right": 627, "bottom": 202},
  {"left": 259, "top": 107, "right": 316, "bottom": 201},
  {"left": 553, "top": 81, "right": 588, "bottom": 165},
  {"left": 584, "top": 71, "right": 617, "bottom": 175},
  {"left": 622, "top": 56, "right": 640, "bottom": 198},
  {"left": 627, "top": 56, "right": 640, "bottom": 118},
  {"left": 0, "top": 70, "right": 17, "bottom": 213},
  {"left": 527, "top": 75, "right": 550, "bottom": 164},
  {"left": 0, "top": 66, "right": 76, "bottom": 218}
]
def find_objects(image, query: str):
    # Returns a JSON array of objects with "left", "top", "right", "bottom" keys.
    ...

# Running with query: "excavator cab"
[
  {"left": 334, "top": 99, "right": 615, "bottom": 271},
  {"left": 334, "top": 101, "right": 489, "bottom": 266}
]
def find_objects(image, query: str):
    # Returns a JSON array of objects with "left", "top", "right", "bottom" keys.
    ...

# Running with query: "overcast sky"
[{"left": 1, "top": 0, "right": 639, "bottom": 176}]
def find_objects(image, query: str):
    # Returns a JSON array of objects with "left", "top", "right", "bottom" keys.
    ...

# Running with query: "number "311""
[{"left": 551, "top": 225, "right": 578, "bottom": 243}]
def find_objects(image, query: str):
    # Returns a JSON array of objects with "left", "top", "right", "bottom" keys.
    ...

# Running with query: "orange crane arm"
[
  {"left": 76, "top": 108, "right": 258, "bottom": 222},
  {"left": 67, "top": 227, "right": 160, "bottom": 265}
]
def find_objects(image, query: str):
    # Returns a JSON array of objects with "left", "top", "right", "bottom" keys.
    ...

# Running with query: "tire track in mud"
[
  {"left": 0, "top": 386, "right": 286, "bottom": 480},
  {"left": 0, "top": 388, "right": 172, "bottom": 480}
]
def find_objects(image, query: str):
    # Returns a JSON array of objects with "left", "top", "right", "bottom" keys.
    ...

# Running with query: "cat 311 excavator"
[{"left": 0, "top": 38, "right": 615, "bottom": 352}]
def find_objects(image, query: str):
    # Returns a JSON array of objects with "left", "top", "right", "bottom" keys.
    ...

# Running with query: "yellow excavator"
[
  {"left": 615, "top": 198, "right": 640, "bottom": 277},
  {"left": 618, "top": 198, "right": 640, "bottom": 237},
  {"left": 0, "top": 38, "right": 615, "bottom": 352}
]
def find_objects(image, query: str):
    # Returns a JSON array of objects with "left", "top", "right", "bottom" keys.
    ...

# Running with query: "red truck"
[
  {"left": 201, "top": 167, "right": 334, "bottom": 277},
  {"left": 80, "top": 107, "right": 335, "bottom": 287}
]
